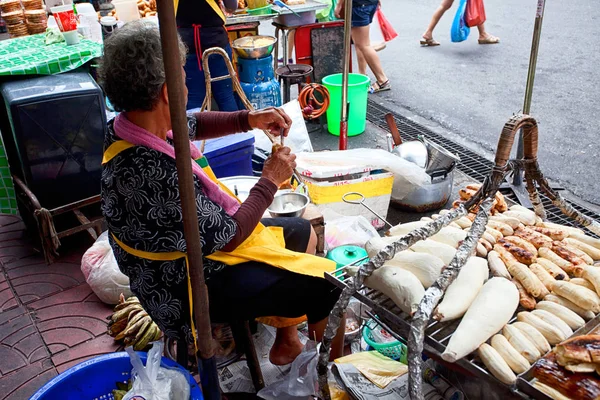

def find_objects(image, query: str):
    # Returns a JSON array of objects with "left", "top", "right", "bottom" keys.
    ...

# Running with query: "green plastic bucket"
[{"left": 322, "top": 73, "right": 370, "bottom": 136}]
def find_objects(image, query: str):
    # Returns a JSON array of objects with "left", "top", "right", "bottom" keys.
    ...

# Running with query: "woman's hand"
[
  {"left": 248, "top": 107, "right": 292, "bottom": 137},
  {"left": 262, "top": 146, "right": 296, "bottom": 187}
]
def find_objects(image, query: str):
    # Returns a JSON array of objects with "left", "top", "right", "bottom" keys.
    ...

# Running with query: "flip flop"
[
  {"left": 478, "top": 35, "right": 500, "bottom": 44},
  {"left": 373, "top": 42, "right": 387, "bottom": 52},
  {"left": 420, "top": 37, "right": 440, "bottom": 47},
  {"left": 370, "top": 80, "right": 391, "bottom": 94}
]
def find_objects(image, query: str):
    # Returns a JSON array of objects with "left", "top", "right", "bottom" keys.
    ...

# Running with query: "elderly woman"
[{"left": 99, "top": 21, "right": 344, "bottom": 365}]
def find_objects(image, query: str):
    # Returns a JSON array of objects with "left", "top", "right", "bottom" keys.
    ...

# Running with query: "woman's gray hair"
[{"left": 98, "top": 20, "right": 187, "bottom": 112}]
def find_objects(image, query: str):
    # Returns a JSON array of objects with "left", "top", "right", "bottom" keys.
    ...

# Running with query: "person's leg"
[
  {"left": 356, "top": 46, "right": 368, "bottom": 76},
  {"left": 183, "top": 53, "right": 208, "bottom": 110},
  {"left": 422, "top": 0, "right": 454, "bottom": 43},
  {"left": 208, "top": 44, "right": 241, "bottom": 111},
  {"left": 351, "top": 25, "right": 388, "bottom": 85},
  {"left": 308, "top": 314, "right": 346, "bottom": 360},
  {"left": 476, "top": 23, "right": 500, "bottom": 44},
  {"left": 287, "top": 30, "right": 295, "bottom": 63}
]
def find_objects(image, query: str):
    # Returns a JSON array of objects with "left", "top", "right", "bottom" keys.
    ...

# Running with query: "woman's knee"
[{"left": 306, "top": 226, "right": 317, "bottom": 255}]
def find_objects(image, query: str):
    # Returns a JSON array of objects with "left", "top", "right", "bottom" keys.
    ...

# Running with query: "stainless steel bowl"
[
  {"left": 394, "top": 140, "right": 428, "bottom": 168},
  {"left": 268, "top": 191, "right": 309, "bottom": 218},
  {"left": 420, "top": 136, "right": 461, "bottom": 174},
  {"left": 392, "top": 170, "right": 454, "bottom": 212},
  {"left": 232, "top": 35, "right": 277, "bottom": 59}
]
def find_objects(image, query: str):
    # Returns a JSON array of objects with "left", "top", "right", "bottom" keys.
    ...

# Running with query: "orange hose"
[{"left": 298, "top": 83, "right": 330, "bottom": 120}]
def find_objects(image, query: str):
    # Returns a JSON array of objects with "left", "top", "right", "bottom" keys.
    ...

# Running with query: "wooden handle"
[
  {"left": 494, "top": 114, "right": 539, "bottom": 168},
  {"left": 385, "top": 113, "right": 403, "bottom": 146}
]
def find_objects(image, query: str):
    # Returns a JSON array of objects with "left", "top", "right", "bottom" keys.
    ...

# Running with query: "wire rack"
[{"left": 366, "top": 100, "right": 600, "bottom": 235}]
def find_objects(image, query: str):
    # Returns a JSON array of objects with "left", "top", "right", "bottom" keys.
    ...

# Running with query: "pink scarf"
[{"left": 113, "top": 113, "right": 240, "bottom": 215}]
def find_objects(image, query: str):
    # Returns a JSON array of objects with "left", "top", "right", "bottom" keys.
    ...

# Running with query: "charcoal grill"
[{"left": 317, "top": 114, "right": 600, "bottom": 400}]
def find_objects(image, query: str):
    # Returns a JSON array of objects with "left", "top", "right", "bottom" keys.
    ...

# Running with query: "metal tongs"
[
  {"left": 342, "top": 192, "right": 393, "bottom": 230},
  {"left": 278, "top": 128, "right": 308, "bottom": 195}
]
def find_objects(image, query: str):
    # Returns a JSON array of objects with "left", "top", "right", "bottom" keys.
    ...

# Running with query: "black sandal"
[{"left": 370, "top": 80, "right": 391, "bottom": 94}]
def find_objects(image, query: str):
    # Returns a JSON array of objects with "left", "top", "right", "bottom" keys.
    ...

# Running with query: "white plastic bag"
[
  {"left": 257, "top": 341, "right": 319, "bottom": 400},
  {"left": 295, "top": 149, "right": 431, "bottom": 201},
  {"left": 124, "top": 341, "right": 190, "bottom": 400},
  {"left": 252, "top": 100, "right": 313, "bottom": 154},
  {"left": 81, "top": 231, "right": 132, "bottom": 304},
  {"left": 322, "top": 208, "right": 379, "bottom": 249}
]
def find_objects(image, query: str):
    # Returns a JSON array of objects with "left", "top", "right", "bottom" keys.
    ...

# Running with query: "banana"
[
  {"left": 544, "top": 294, "right": 595, "bottom": 320},
  {"left": 552, "top": 280, "right": 600, "bottom": 313},
  {"left": 529, "top": 263, "right": 556, "bottom": 291},
  {"left": 490, "top": 334, "right": 530, "bottom": 374},
  {"left": 133, "top": 322, "right": 156, "bottom": 351},
  {"left": 531, "top": 309, "right": 573, "bottom": 338},
  {"left": 477, "top": 343, "right": 516, "bottom": 385},
  {"left": 151, "top": 323, "right": 162, "bottom": 341},
  {"left": 502, "top": 324, "right": 541, "bottom": 364},
  {"left": 511, "top": 321, "right": 551, "bottom": 354},
  {"left": 113, "top": 298, "right": 141, "bottom": 312},
  {"left": 535, "top": 301, "right": 585, "bottom": 330},
  {"left": 133, "top": 316, "right": 152, "bottom": 343},
  {"left": 111, "top": 304, "right": 143, "bottom": 322},
  {"left": 108, "top": 316, "right": 129, "bottom": 337},
  {"left": 122, "top": 313, "right": 149, "bottom": 338},
  {"left": 582, "top": 265, "right": 600, "bottom": 296},
  {"left": 488, "top": 220, "right": 514, "bottom": 236},
  {"left": 127, "top": 308, "right": 145, "bottom": 322},
  {"left": 569, "top": 277, "right": 595, "bottom": 292},
  {"left": 489, "top": 215, "right": 521, "bottom": 230},
  {"left": 517, "top": 311, "right": 567, "bottom": 345}
]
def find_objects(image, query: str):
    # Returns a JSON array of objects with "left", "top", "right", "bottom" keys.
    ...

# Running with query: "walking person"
[
  {"left": 335, "top": 0, "right": 390, "bottom": 93},
  {"left": 421, "top": 0, "right": 499, "bottom": 46},
  {"left": 177, "top": 0, "right": 242, "bottom": 111}
]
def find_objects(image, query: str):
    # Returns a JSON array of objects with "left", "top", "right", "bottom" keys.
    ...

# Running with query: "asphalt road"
[{"left": 371, "top": 0, "right": 600, "bottom": 205}]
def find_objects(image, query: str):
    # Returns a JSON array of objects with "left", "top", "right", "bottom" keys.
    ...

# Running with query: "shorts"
[{"left": 352, "top": 3, "right": 378, "bottom": 28}]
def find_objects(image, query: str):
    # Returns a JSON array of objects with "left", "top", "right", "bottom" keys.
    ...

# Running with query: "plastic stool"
[{"left": 276, "top": 64, "right": 313, "bottom": 104}]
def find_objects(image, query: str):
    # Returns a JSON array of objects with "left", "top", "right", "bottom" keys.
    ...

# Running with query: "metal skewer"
[{"left": 342, "top": 192, "right": 394, "bottom": 230}]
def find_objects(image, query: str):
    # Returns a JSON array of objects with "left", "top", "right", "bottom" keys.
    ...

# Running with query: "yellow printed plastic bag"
[{"left": 335, "top": 351, "right": 408, "bottom": 389}]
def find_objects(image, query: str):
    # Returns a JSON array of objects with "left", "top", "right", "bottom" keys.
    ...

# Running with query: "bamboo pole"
[
  {"left": 155, "top": 1, "right": 220, "bottom": 399},
  {"left": 339, "top": 0, "right": 352, "bottom": 150},
  {"left": 513, "top": 0, "right": 546, "bottom": 186}
]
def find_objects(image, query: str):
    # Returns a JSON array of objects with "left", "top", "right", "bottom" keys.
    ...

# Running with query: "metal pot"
[
  {"left": 419, "top": 136, "right": 461, "bottom": 174},
  {"left": 394, "top": 140, "right": 428, "bottom": 169},
  {"left": 392, "top": 170, "right": 454, "bottom": 212},
  {"left": 232, "top": 35, "right": 277, "bottom": 59}
]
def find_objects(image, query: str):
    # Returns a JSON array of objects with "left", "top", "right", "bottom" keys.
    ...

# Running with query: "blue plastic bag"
[{"left": 451, "top": 0, "right": 470, "bottom": 43}]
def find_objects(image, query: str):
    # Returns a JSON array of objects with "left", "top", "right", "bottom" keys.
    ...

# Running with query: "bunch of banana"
[{"left": 107, "top": 294, "right": 162, "bottom": 351}]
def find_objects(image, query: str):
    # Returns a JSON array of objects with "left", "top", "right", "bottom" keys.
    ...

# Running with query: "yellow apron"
[{"left": 102, "top": 140, "right": 336, "bottom": 329}]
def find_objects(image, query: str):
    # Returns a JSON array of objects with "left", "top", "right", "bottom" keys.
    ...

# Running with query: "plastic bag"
[
  {"left": 257, "top": 341, "right": 319, "bottom": 400},
  {"left": 295, "top": 149, "right": 431, "bottom": 201},
  {"left": 375, "top": 7, "right": 398, "bottom": 42},
  {"left": 322, "top": 209, "right": 379, "bottom": 249},
  {"left": 81, "top": 231, "right": 133, "bottom": 304},
  {"left": 450, "top": 0, "right": 470, "bottom": 43},
  {"left": 252, "top": 100, "right": 313, "bottom": 155},
  {"left": 465, "top": 0, "right": 486, "bottom": 27},
  {"left": 123, "top": 341, "right": 190, "bottom": 400}
]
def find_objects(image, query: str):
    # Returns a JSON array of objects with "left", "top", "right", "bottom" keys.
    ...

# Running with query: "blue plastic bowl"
[{"left": 30, "top": 352, "right": 203, "bottom": 400}]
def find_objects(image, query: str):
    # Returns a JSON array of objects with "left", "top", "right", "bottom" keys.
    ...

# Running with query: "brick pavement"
[{"left": 0, "top": 215, "right": 118, "bottom": 399}]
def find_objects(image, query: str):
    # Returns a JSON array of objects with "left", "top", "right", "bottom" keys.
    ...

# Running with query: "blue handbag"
[{"left": 451, "top": 0, "right": 470, "bottom": 42}]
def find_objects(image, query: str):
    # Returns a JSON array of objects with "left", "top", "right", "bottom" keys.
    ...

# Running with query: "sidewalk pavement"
[{"left": 0, "top": 215, "right": 117, "bottom": 400}]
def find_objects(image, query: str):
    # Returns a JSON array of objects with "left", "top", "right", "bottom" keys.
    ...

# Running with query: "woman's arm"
[
  {"left": 192, "top": 107, "right": 293, "bottom": 140},
  {"left": 192, "top": 110, "right": 251, "bottom": 140}
]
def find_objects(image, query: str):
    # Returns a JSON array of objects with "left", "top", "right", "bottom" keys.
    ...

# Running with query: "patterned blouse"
[{"left": 101, "top": 117, "right": 236, "bottom": 342}]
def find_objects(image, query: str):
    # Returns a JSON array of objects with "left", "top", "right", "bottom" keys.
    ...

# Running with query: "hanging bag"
[
  {"left": 450, "top": 0, "right": 470, "bottom": 43},
  {"left": 375, "top": 7, "right": 398, "bottom": 42},
  {"left": 465, "top": 0, "right": 486, "bottom": 28}
]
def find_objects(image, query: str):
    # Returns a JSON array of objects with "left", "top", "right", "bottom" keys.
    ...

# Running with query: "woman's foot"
[
  {"left": 269, "top": 337, "right": 303, "bottom": 365},
  {"left": 373, "top": 42, "right": 386, "bottom": 52},
  {"left": 420, "top": 36, "right": 440, "bottom": 46},
  {"left": 478, "top": 34, "right": 500, "bottom": 44},
  {"left": 269, "top": 326, "right": 303, "bottom": 365}
]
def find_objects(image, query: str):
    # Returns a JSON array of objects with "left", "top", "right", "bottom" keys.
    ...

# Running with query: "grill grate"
[{"left": 366, "top": 100, "right": 600, "bottom": 233}]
